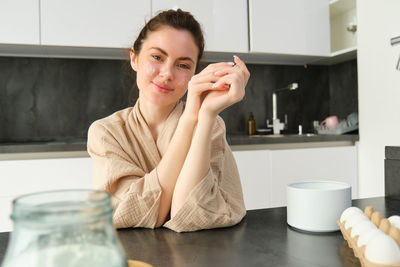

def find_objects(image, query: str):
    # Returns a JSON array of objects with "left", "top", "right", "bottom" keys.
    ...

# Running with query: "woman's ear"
[{"left": 130, "top": 50, "right": 138, "bottom": 72}]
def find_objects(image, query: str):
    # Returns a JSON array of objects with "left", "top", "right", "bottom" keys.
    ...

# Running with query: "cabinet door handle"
[
  {"left": 391, "top": 36, "right": 400, "bottom": 46},
  {"left": 346, "top": 23, "right": 357, "bottom": 32}
]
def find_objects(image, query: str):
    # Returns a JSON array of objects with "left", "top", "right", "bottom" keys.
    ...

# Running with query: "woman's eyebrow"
[{"left": 150, "top": 47, "right": 195, "bottom": 63}]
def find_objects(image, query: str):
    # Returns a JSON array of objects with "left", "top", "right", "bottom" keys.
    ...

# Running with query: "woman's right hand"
[
  {"left": 182, "top": 62, "right": 235, "bottom": 122},
  {"left": 199, "top": 56, "right": 249, "bottom": 119}
]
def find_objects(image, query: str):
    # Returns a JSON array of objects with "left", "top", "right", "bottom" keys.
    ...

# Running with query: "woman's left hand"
[{"left": 199, "top": 55, "right": 250, "bottom": 119}]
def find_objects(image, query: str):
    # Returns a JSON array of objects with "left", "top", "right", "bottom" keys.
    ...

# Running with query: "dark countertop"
[
  {"left": 227, "top": 133, "right": 358, "bottom": 146},
  {"left": 1, "top": 197, "right": 398, "bottom": 267},
  {"left": 0, "top": 134, "right": 359, "bottom": 154},
  {"left": 0, "top": 140, "right": 87, "bottom": 153}
]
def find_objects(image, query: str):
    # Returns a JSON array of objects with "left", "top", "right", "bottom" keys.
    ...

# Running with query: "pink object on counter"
[{"left": 321, "top": 116, "right": 339, "bottom": 130}]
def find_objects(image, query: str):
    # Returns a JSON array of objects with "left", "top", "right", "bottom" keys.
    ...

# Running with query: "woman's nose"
[{"left": 159, "top": 64, "right": 173, "bottom": 79}]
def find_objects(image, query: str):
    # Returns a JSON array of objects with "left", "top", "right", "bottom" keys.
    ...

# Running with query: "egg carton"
[
  {"left": 128, "top": 259, "right": 153, "bottom": 267},
  {"left": 337, "top": 206, "right": 400, "bottom": 267}
]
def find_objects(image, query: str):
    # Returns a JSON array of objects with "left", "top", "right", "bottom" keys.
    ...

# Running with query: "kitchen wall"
[
  {"left": 357, "top": 0, "right": 400, "bottom": 198},
  {"left": 0, "top": 56, "right": 357, "bottom": 143}
]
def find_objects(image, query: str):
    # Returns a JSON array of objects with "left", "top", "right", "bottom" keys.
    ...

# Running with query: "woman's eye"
[
  {"left": 152, "top": 55, "right": 161, "bottom": 61},
  {"left": 178, "top": 63, "right": 190, "bottom": 70}
]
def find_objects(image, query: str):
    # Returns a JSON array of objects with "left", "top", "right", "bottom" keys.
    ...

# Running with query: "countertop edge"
[
  {"left": 0, "top": 151, "right": 90, "bottom": 161},
  {"left": 0, "top": 141, "right": 358, "bottom": 161},
  {"left": 0, "top": 134, "right": 358, "bottom": 160},
  {"left": 230, "top": 140, "right": 357, "bottom": 151}
]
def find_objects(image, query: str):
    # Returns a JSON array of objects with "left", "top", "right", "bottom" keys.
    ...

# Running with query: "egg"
[
  {"left": 371, "top": 211, "right": 382, "bottom": 227},
  {"left": 390, "top": 227, "right": 400, "bottom": 247},
  {"left": 365, "top": 231, "right": 400, "bottom": 265},
  {"left": 388, "top": 215, "right": 400, "bottom": 229},
  {"left": 340, "top": 206, "right": 364, "bottom": 223},
  {"left": 379, "top": 218, "right": 391, "bottom": 234},
  {"left": 364, "top": 206, "right": 374, "bottom": 219},
  {"left": 357, "top": 228, "right": 383, "bottom": 247},
  {"left": 344, "top": 213, "right": 369, "bottom": 230},
  {"left": 350, "top": 220, "right": 377, "bottom": 238}
]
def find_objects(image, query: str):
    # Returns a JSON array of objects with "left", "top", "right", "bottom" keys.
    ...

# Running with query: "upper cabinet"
[
  {"left": 314, "top": 0, "right": 357, "bottom": 65},
  {"left": 151, "top": 0, "right": 248, "bottom": 53},
  {"left": 0, "top": 0, "right": 40, "bottom": 45},
  {"left": 249, "top": 0, "right": 330, "bottom": 57},
  {"left": 329, "top": 0, "right": 357, "bottom": 55},
  {"left": 0, "top": 0, "right": 354, "bottom": 64},
  {"left": 40, "top": 0, "right": 151, "bottom": 48}
]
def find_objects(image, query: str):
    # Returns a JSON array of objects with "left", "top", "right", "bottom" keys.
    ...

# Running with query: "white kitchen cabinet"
[
  {"left": 0, "top": 0, "right": 40, "bottom": 45},
  {"left": 233, "top": 145, "right": 358, "bottom": 210},
  {"left": 233, "top": 150, "right": 271, "bottom": 210},
  {"left": 0, "top": 157, "right": 93, "bottom": 232},
  {"left": 152, "top": 0, "right": 248, "bottom": 53},
  {"left": 269, "top": 145, "right": 358, "bottom": 208},
  {"left": 40, "top": 0, "right": 151, "bottom": 48},
  {"left": 249, "top": 0, "right": 330, "bottom": 56},
  {"left": 0, "top": 0, "right": 335, "bottom": 64}
]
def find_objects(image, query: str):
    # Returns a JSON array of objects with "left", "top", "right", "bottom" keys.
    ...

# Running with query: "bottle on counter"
[{"left": 248, "top": 112, "right": 256, "bottom": 135}]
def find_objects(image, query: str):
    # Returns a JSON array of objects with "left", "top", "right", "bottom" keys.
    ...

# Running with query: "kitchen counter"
[
  {"left": 0, "top": 134, "right": 358, "bottom": 160},
  {"left": 0, "top": 196, "right": 398, "bottom": 267},
  {"left": 228, "top": 133, "right": 358, "bottom": 146}
]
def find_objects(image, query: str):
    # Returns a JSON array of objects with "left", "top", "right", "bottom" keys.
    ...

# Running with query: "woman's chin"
[{"left": 144, "top": 95, "right": 178, "bottom": 107}]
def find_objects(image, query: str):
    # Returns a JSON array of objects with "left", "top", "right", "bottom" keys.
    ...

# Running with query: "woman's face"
[{"left": 131, "top": 25, "right": 198, "bottom": 107}]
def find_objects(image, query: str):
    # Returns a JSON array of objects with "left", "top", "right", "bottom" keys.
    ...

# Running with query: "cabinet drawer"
[{"left": 0, "top": 158, "right": 93, "bottom": 197}]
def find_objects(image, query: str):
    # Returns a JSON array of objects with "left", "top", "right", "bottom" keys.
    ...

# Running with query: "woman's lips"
[{"left": 153, "top": 82, "right": 174, "bottom": 93}]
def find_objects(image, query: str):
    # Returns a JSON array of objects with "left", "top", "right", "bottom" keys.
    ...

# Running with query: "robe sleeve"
[
  {"left": 87, "top": 121, "right": 162, "bottom": 229},
  {"left": 163, "top": 117, "right": 246, "bottom": 232}
]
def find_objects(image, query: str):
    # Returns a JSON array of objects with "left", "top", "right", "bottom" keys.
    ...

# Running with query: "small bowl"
[{"left": 287, "top": 180, "right": 351, "bottom": 232}]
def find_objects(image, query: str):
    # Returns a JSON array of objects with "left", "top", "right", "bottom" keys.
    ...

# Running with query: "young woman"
[{"left": 87, "top": 9, "right": 250, "bottom": 232}]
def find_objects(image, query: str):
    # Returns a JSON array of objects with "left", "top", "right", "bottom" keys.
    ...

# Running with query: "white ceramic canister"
[{"left": 287, "top": 180, "right": 351, "bottom": 232}]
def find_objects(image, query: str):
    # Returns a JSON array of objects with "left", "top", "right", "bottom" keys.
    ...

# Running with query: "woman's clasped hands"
[{"left": 184, "top": 55, "right": 250, "bottom": 121}]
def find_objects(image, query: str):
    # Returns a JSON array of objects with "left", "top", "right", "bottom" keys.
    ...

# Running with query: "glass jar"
[{"left": 1, "top": 189, "right": 128, "bottom": 267}]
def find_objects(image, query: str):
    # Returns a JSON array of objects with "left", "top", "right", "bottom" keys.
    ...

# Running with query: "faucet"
[{"left": 267, "top": 83, "right": 298, "bottom": 134}]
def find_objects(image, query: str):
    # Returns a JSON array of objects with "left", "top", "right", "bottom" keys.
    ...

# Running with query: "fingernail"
[
  {"left": 233, "top": 55, "right": 240, "bottom": 60},
  {"left": 212, "top": 83, "right": 218, "bottom": 88},
  {"left": 223, "top": 84, "right": 230, "bottom": 89},
  {"left": 227, "top": 62, "right": 235, "bottom": 65},
  {"left": 214, "top": 70, "right": 221, "bottom": 75}
]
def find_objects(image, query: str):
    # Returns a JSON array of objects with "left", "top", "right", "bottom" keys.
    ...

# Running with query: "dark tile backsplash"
[
  {"left": 0, "top": 57, "right": 136, "bottom": 143},
  {"left": 329, "top": 60, "right": 358, "bottom": 119},
  {"left": 220, "top": 63, "right": 332, "bottom": 134},
  {"left": 221, "top": 59, "right": 358, "bottom": 134},
  {"left": 0, "top": 57, "right": 358, "bottom": 143}
]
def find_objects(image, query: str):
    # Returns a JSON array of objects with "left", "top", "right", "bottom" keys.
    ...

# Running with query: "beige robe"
[{"left": 87, "top": 101, "right": 246, "bottom": 232}]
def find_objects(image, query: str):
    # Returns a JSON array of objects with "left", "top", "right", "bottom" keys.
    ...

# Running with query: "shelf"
[
  {"left": 311, "top": 46, "right": 357, "bottom": 65},
  {"left": 331, "top": 46, "right": 357, "bottom": 57}
]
